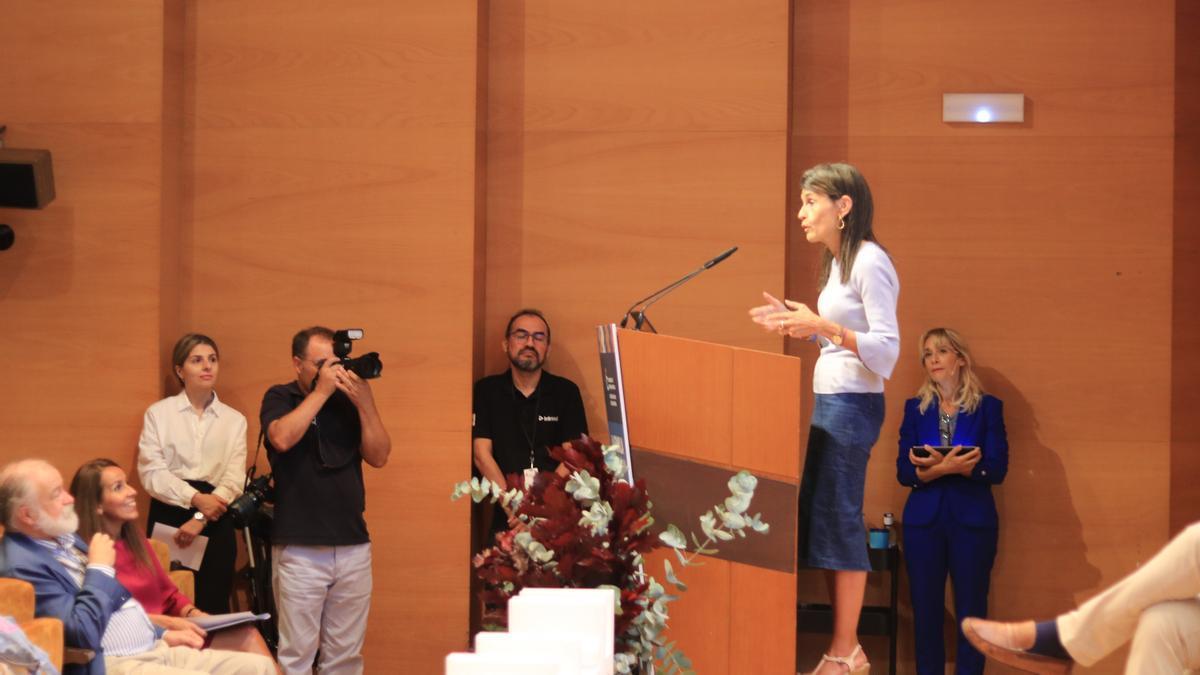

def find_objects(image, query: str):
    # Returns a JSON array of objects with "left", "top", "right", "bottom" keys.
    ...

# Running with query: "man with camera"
[
  {"left": 260, "top": 326, "right": 390, "bottom": 675},
  {"left": 472, "top": 309, "right": 588, "bottom": 538}
]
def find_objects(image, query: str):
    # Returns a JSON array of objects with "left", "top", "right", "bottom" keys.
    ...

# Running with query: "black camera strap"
[{"left": 246, "top": 426, "right": 266, "bottom": 489}]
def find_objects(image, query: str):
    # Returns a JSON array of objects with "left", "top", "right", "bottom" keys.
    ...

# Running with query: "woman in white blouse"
[
  {"left": 751, "top": 163, "right": 900, "bottom": 675},
  {"left": 138, "top": 333, "right": 248, "bottom": 614}
]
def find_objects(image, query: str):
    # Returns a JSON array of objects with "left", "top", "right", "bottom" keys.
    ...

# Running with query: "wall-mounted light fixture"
[
  {"left": 942, "top": 93, "right": 1025, "bottom": 123},
  {"left": 0, "top": 125, "right": 57, "bottom": 252}
]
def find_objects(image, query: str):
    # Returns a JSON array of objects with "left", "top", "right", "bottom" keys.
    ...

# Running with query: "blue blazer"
[
  {"left": 896, "top": 394, "right": 1008, "bottom": 528},
  {"left": 2, "top": 532, "right": 133, "bottom": 675}
]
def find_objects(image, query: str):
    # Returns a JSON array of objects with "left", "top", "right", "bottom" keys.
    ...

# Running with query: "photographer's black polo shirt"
[
  {"left": 260, "top": 382, "right": 369, "bottom": 547},
  {"left": 472, "top": 370, "right": 588, "bottom": 478}
]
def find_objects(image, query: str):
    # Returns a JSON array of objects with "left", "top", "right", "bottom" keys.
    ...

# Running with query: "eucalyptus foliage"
[{"left": 452, "top": 436, "right": 768, "bottom": 675}]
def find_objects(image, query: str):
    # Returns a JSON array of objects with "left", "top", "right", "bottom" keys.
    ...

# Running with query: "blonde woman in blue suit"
[{"left": 897, "top": 327, "right": 1008, "bottom": 674}]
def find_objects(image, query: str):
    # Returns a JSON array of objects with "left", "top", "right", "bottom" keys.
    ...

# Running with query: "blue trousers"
[{"left": 903, "top": 506, "right": 997, "bottom": 675}]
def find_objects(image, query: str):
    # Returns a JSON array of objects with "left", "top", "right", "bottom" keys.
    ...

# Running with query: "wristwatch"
[
  {"left": 830, "top": 325, "right": 845, "bottom": 346},
  {"left": 191, "top": 511, "right": 206, "bottom": 522}
]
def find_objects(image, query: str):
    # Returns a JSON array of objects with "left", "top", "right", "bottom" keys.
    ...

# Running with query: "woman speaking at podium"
[{"left": 750, "top": 163, "right": 899, "bottom": 675}]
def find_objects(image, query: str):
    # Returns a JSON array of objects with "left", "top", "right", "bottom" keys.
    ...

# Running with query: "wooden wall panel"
[
  {"left": 492, "top": 2, "right": 785, "bottom": 134},
  {"left": 731, "top": 348, "right": 802, "bottom": 480},
  {"left": 729, "top": 563, "right": 796, "bottom": 674},
  {"left": 641, "top": 551, "right": 797, "bottom": 674},
  {"left": 4, "top": 1, "right": 480, "bottom": 671},
  {"left": 791, "top": 2, "right": 1177, "bottom": 672},
  {"left": 619, "top": 331, "right": 733, "bottom": 465},
  {"left": 0, "top": 0, "right": 166, "bottom": 479},
  {"left": 181, "top": 2, "right": 480, "bottom": 670},
  {"left": 1171, "top": 0, "right": 1200, "bottom": 534},
  {"left": 484, "top": 0, "right": 790, "bottom": 441},
  {"left": 483, "top": 7, "right": 790, "bottom": 671},
  {"left": 644, "top": 548, "right": 731, "bottom": 674}
]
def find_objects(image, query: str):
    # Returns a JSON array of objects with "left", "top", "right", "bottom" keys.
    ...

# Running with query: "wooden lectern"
[{"left": 596, "top": 326, "right": 802, "bottom": 674}]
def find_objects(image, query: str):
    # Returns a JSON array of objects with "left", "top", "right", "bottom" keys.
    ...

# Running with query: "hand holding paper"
[{"left": 149, "top": 523, "right": 208, "bottom": 571}]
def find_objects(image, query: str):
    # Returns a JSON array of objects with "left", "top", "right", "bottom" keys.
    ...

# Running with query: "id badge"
[{"left": 523, "top": 467, "right": 538, "bottom": 489}]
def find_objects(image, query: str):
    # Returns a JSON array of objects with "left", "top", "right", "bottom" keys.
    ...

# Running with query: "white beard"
[{"left": 35, "top": 506, "right": 79, "bottom": 538}]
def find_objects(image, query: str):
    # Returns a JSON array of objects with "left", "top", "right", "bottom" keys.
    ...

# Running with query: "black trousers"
[{"left": 147, "top": 480, "right": 237, "bottom": 614}]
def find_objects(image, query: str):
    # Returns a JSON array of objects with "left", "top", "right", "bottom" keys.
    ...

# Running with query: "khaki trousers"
[
  {"left": 1058, "top": 522, "right": 1200, "bottom": 673},
  {"left": 272, "top": 543, "right": 372, "bottom": 675},
  {"left": 104, "top": 640, "right": 276, "bottom": 674}
]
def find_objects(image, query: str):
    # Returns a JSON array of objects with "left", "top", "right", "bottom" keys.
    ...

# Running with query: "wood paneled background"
[
  {"left": 1, "top": 1, "right": 1194, "bottom": 673},
  {"left": 2, "top": 0, "right": 480, "bottom": 670},
  {"left": 1172, "top": 0, "right": 1200, "bottom": 536},
  {"left": 1, "top": 0, "right": 167, "bottom": 468},
  {"left": 483, "top": 0, "right": 790, "bottom": 424},
  {"left": 789, "top": 2, "right": 1183, "bottom": 673}
]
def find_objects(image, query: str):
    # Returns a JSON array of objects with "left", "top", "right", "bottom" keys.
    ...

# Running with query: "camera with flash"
[{"left": 333, "top": 329, "right": 382, "bottom": 379}]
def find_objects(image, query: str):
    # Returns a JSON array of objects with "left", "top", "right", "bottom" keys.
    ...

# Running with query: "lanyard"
[{"left": 511, "top": 384, "right": 541, "bottom": 469}]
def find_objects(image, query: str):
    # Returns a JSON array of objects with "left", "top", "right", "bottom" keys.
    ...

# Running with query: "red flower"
[{"left": 473, "top": 436, "right": 658, "bottom": 654}]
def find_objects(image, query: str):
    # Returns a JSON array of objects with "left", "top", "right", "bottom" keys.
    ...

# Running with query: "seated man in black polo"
[{"left": 472, "top": 308, "right": 587, "bottom": 536}]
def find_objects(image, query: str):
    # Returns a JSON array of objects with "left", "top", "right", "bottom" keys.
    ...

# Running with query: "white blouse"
[
  {"left": 137, "top": 390, "right": 248, "bottom": 509},
  {"left": 813, "top": 240, "right": 901, "bottom": 394}
]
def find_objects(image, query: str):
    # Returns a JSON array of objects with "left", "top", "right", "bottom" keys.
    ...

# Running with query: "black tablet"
[{"left": 911, "top": 445, "right": 978, "bottom": 458}]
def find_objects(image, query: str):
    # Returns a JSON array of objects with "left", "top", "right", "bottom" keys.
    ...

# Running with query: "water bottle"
[{"left": 883, "top": 512, "right": 896, "bottom": 548}]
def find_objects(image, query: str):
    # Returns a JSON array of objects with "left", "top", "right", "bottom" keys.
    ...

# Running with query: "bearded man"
[
  {"left": 471, "top": 308, "right": 588, "bottom": 536},
  {"left": 0, "top": 459, "right": 274, "bottom": 675}
]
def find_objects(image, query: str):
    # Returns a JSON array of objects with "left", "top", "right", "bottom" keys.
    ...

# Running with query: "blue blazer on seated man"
[
  {"left": 3, "top": 531, "right": 131, "bottom": 675},
  {"left": 2, "top": 458, "right": 275, "bottom": 675}
]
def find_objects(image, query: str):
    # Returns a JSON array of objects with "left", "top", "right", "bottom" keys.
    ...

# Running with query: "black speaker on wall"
[{"left": 0, "top": 148, "right": 55, "bottom": 209}]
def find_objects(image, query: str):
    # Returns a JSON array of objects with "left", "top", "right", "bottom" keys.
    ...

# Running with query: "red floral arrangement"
[
  {"left": 454, "top": 435, "right": 765, "bottom": 673},
  {"left": 469, "top": 436, "right": 655, "bottom": 643}
]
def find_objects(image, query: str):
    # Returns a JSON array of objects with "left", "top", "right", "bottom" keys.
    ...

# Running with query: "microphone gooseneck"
[{"left": 618, "top": 246, "right": 738, "bottom": 332}]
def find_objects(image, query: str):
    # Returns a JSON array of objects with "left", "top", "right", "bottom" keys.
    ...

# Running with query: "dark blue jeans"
[{"left": 797, "top": 392, "right": 885, "bottom": 571}]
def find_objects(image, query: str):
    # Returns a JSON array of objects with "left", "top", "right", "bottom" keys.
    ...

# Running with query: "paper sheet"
[
  {"left": 188, "top": 611, "right": 270, "bottom": 632},
  {"left": 149, "top": 522, "right": 208, "bottom": 571}
]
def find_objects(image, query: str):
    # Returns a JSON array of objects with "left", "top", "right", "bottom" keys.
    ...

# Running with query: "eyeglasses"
[{"left": 508, "top": 330, "right": 548, "bottom": 344}]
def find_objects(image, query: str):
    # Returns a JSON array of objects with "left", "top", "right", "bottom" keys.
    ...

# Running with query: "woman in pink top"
[{"left": 70, "top": 458, "right": 276, "bottom": 663}]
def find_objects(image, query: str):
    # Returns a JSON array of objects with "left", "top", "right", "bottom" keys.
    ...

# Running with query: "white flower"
[
  {"left": 513, "top": 531, "right": 555, "bottom": 563},
  {"left": 724, "top": 492, "right": 751, "bottom": 515},
  {"left": 728, "top": 470, "right": 758, "bottom": 496},
  {"left": 579, "top": 500, "right": 614, "bottom": 536},
  {"left": 603, "top": 447, "right": 627, "bottom": 479},
  {"left": 658, "top": 524, "right": 686, "bottom": 549},
  {"left": 566, "top": 470, "right": 600, "bottom": 504}
]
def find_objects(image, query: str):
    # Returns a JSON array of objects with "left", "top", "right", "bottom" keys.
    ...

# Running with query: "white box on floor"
[
  {"left": 508, "top": 588, "right": 615, "bottom": 675},
  {"left": 475, "top": 630, "right": 584, "bottom": 675},
  {"left": 444, "top": 651, "right": 562, "bottom": 674}
]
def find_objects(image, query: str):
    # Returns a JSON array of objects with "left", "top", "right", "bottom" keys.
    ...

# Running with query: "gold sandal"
[{"left": 803, "top": 644, "right": 870, "bottom": 675}]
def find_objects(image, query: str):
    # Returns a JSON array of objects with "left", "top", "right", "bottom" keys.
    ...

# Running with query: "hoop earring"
[{"left": 837, "top": 216, "right": 846, "bottom": 231}]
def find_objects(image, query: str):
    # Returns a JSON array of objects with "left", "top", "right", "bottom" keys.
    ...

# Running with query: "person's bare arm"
[
  {"left": 339, "top": 370, "right": 390, "bottom": 468},
  {"left": 267, "top": 364, "right": 338, "bottom": 452},
  {"left": 472, "top": 437, "right": 507, "bottom": 488}
]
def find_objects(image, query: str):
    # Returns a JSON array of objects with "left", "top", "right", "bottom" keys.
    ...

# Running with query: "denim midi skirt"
[{"left": 797, "top": 392, "right": 885, "bottom": 571}]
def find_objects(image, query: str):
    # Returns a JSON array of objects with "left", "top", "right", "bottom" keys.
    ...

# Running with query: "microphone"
[
  {"left": 703, "top": 246, "right": 737, "bottom": 269},
  {"left": 619, "top": 246, "right": 738, "bottom": 333}
]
